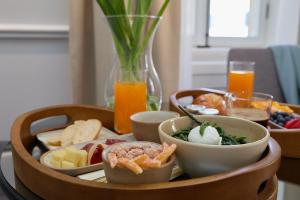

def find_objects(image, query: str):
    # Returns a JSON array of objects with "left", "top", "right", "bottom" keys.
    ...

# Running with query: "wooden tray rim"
[
  {"left": 169, "top": 88, "right": 300, "bottom": 130},
  {"left": 11, "top": 104, "right": 281, "bottom": 191}
]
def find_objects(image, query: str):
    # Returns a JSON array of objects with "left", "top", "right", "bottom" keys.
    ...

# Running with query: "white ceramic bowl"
[
  {"left": 130, "top": 111, "right": 180, "bottom": 143},
  {"left": 102, "top": 141, "right": 176, "bottom": 184},
  {"left": 159, "top": 115, "right": 270, "bottom": 177}
]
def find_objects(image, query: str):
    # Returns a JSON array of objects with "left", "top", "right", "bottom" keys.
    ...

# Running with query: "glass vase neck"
[{"left": 105, "top": 15, "right": 160, "bottom": 71}]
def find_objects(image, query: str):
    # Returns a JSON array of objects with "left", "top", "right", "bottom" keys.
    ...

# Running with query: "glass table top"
[{"left": 1, "top": 142, "right": 300, "bottom": 200}]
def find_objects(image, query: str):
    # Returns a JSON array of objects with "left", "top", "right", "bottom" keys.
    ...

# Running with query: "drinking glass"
[
  {"left": 114, "top": 69, "right": 147, "bottom": 134},
  {"left": 227, "top": 61, "right": 255, "bottom": 98},
  {"left": 225, "top": 92, "right": 273, "bottom": 127}
]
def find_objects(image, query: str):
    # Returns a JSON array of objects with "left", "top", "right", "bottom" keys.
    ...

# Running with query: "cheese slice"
[
  {"left": 78, "top": 150, "right": 88, "bottom": 167},
  {"left": 61, "top": 160, "right": 76, "bottom": 169},
  {"left": 64, "top": 147, "right": 81, "bottom": 165}
]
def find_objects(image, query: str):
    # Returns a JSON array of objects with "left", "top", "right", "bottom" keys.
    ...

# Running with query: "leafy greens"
[
  {"left": 174, "top": 105, "right": 247, "bottom": 145},
  {"left": 172, "top": 123, "right": 247, "bottom": 145}
]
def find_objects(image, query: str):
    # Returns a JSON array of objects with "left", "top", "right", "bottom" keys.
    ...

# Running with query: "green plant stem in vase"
[
  {"left": 97, "top": 0, "right": 169, "bottom": 76},
  {"left": 97, "top": 0, "right": 170, "bottom": 133}
]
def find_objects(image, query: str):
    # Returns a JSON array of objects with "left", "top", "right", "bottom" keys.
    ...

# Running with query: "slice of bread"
[
  {"left": 60, "top": 119, "right": 102, "bottom": 147},
  {"left": 61, "top": 124, "right": 77, "bottom": 147},
  {"left": 74, "top": 120, "right": 85, "bottom": 125},
  {"left": 72, "top": 119, "right": 102, "bottom": 145},
  {"left": 47, "top": 136, "right": 61, "bottom": 146}
]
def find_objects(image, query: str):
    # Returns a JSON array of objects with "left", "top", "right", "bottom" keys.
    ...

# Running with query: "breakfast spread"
[
  {"left": 185, "top": 104, "right": 219, "bottom": 115},
  {"left": 174, "top": 106, "right": 247, "bottom": 145},
  {"left": 172, "top": 122, "right": 247, "bottom": 145},
  {"left": 268, "top": 102, "right": 300, "bottom": 129},
  {"left": 107, "top": 142, "right": 176, "bottom": 174},
  {"left": 49, "top": 147, "right": 89, "bottom": 169},
  {"left": 82, "top": 143, "right": 104, "bottom": 165},
  {"left": 193, "top": 93, "right": 226, "bottom": 115},
  {"left": 185, "top": 92, "right": 300, "bottom": 130},
  {"left": 39, "top": 107, "right": 268, "bottom": 185},
  {"left": 46, "top": 139, "right": 127, "bottom": 169},
  {"left": 270, "top": 111, "right": 300, "bottom": 129},
  {"left": 47, "top": 119, "right": 102, "bottom": 147},
  {"left": 188, "top": 125, "right": 222, "bottom": 145},
  {"left": 271, "top": 101, "right": 294, "bottom": 113}
]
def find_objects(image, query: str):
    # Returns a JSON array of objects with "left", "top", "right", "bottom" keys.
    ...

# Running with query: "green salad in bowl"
[{"left": 158, "top": 110, "right": 270, "bottom": 177}]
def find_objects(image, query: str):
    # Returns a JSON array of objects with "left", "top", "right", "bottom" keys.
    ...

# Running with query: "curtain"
[
  {"left": 69, "top": 0, "right": 181, "bottom": 105},
  {"left": 69, "top": 0, "right": 96, "bottom": 104}
]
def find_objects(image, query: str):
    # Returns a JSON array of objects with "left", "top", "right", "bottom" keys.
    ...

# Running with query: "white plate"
[
  {"left": 37, "top": 127, "right": 121, "bottom": 150},
  {"left": 40, "top": 134, "right": 135, "bottom": 176}
]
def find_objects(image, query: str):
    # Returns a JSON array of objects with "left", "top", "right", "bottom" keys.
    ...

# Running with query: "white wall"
[
  {"left": 0, "top": 0, "right": 72, "bottom": 140},
  {"left": 266, "top": 0, "right": 300, "bottom": 45}
]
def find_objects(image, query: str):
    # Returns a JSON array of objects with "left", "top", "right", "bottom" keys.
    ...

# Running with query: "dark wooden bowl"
[
  {"left": 170, "top": 88, "right": 300, "bottom": 159},
  {"left": 11, "top": 104, "right": 281, "bottom": 200}
]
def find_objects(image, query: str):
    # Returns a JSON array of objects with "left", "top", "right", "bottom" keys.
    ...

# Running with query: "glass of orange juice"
[
  {"left": 114, "top": 69, "right": 147, "bottom": 134},
  {"left": 227, "top": 61, "right": 255, "bottom": 98}
]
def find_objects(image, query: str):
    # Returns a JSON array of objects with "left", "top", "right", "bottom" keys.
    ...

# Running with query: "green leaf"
[
  {"left": 96, "top": 0, "right": 171, "bottom": 78},
  {"left": 138, "top": 0, "right": 170, "bottom": 51},
  {"left": 127, "top": 0, "right": 132, "bottom": 14},
  {"left": 172, "top": 121, "right": 248, "bottom": 145},
  {"left": 172, "top": 127, "right": 193, "bottom": 142},
  {"left": 199, "top": 123, "right": 209, "bottom": 136}
]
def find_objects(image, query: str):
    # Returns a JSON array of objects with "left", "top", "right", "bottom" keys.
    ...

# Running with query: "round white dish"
[{"left": 159, "top": 115, "right": 270, "bottom": 177}]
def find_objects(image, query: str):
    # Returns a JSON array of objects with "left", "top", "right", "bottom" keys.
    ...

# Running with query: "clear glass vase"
[{"left": 104, "top": 15, "right": 163, "bottom": 134}]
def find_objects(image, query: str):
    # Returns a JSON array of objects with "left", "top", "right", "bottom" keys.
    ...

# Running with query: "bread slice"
[
  {"left": 74, "top": 120, "right": 85, "bottom": 125},
  {"left": 47, "top": 136, "right": 61, "bottom": 146},
  {"left": 61, "top": 124, "right": 77, "bottom": 147},
  {"left": 72, "top": 119, "right": 102, "bottom": 145}
]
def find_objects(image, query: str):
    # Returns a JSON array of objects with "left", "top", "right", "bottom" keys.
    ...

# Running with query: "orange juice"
[
  {"left": 114, "top": 81, "right": 147, "bottom": 134},
  {"left": 228, "top": 71, "right": 254, "bottom": 98}
]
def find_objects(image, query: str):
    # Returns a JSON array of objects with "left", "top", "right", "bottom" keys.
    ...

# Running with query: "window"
[{"left": 194, "top": 0, "right": 269, "bottom": 47}]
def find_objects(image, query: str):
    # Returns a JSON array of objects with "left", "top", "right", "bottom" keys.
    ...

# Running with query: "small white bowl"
[
  {"left": 159, "top": 115, "right": 270, "bottom": 177},
  {"left": 102, "top": 141, "right": 176, "bottom": 184},
  {"left": 130, "top": 111, "right": 180, "bottom": 143}
]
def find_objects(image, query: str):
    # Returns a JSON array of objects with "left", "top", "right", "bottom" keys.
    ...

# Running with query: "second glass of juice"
[
  {"left": 228, "top": 61, "right": 255, "bottom": 98},
  {"left": 114, "top": 69, "right": 147, "bottom": 134}
]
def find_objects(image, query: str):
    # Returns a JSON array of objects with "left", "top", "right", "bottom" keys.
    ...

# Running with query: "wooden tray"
[
  {"left": 11, "top": 104, "right": 281, "bottom": 200},
  {"left": 269, "top": 104, "right": 300, "bottom": 158},
  {"left": 170, "top": 88, "right": 300, "bottom": 159}
]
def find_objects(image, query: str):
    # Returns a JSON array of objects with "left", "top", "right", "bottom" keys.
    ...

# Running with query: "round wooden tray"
[
  {"left": 11, "top": 104, "right": 281, "bottom": 200},
  {"left": 170, "top": 88, "right": 300, "bottom": 159}
]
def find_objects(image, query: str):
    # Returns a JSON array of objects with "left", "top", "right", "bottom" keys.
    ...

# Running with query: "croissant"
[{"left": 193, "top": 93, "right": 226, "bottom": 115}]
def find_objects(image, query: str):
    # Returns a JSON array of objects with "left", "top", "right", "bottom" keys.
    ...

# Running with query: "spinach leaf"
[
  {"left": 199, "top": 123, "right": 210, "bottom": 136},
  {"left": 172, "top": 127, "right": 193, "bottom": 142},
  {"left": 172, "top": 122, "right": 247, "bottom": 145}
]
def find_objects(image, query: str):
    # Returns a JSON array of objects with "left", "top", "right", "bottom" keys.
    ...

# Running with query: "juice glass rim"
[
  {"left": 229, "top": 61, "right": 255, "bottom": 67},
  {"left": 229, "top": 61, "right": 255, "bottom": 72}
]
